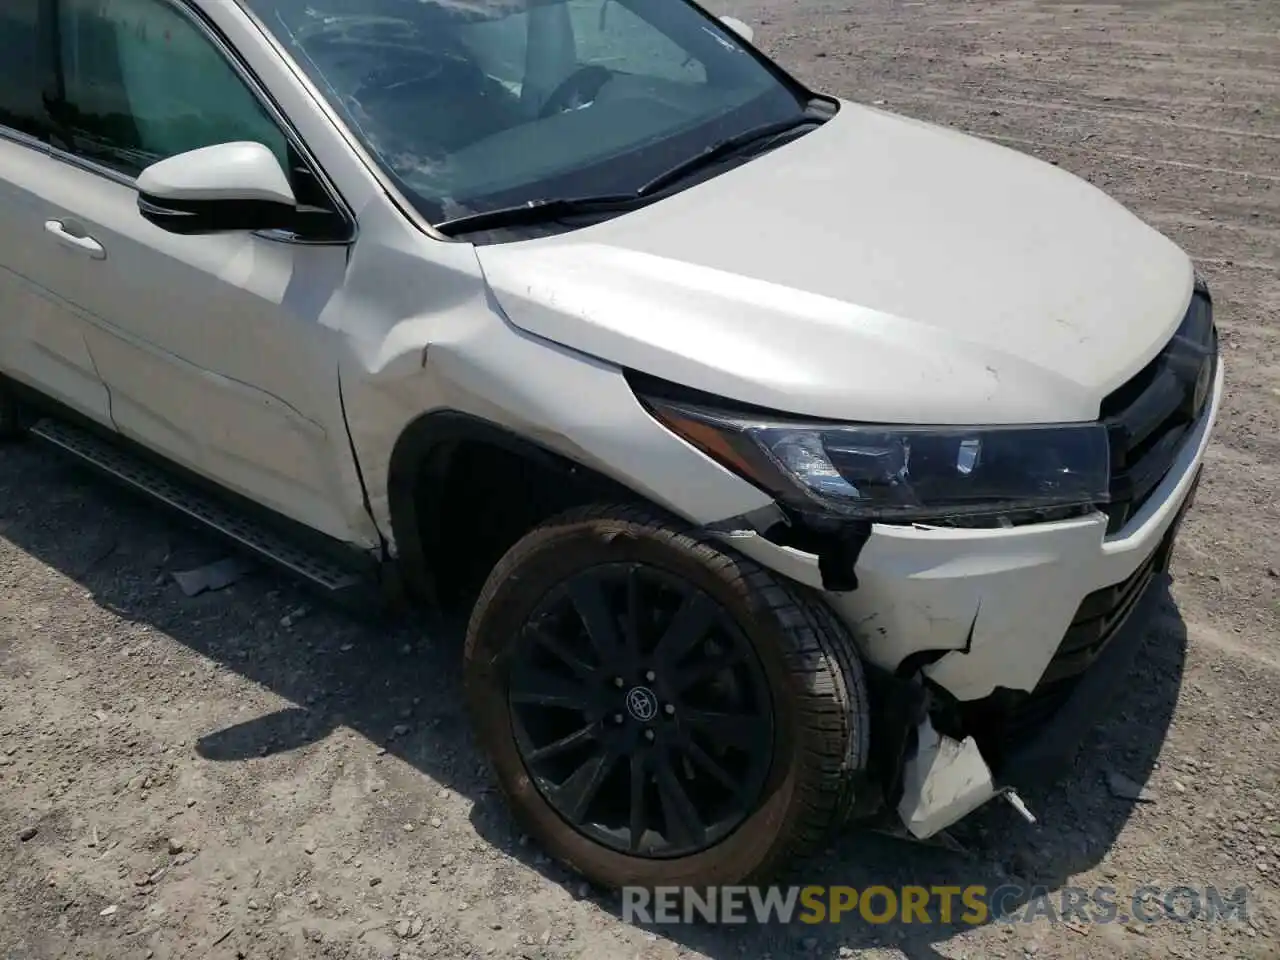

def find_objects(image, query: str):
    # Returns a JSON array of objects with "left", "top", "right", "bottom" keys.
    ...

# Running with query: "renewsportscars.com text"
[{"left": 622, "top": 884, "right": 1251, "bottom": 926}]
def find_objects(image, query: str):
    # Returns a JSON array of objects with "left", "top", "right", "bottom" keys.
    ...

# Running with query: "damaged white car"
[{"left": 0, "top": 0, "right": 1222, "bottom": 887}]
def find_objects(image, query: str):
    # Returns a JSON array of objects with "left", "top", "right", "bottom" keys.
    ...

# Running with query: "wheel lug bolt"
[
  {"left": 645, "top": 670, "right": 656, "bottom": 682},
  {"left": 644, "top": 729, "right": 655, "bottom": 742},
  {"left": 664, "top": 704, "right": 675, "bottom": 716},
  {"left": 613, "top": 677, "right": 624, "bottom": 688}
]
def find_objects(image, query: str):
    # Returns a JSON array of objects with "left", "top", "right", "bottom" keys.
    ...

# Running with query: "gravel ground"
[{"left": 2, "top": 1, "right": 1279, "bottom": 958}]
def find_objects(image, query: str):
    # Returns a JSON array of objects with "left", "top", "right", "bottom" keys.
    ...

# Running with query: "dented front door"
[
  {"left": 27, "top": 0, "right": 367, "bottom": 544},
  {"left": 33, "top": 157, "right": 362, "bottom": 543}
]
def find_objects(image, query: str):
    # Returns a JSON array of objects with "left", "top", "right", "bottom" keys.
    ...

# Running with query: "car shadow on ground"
[{"left": 0, "top": 441, "right": 1190, "bottom": 958}]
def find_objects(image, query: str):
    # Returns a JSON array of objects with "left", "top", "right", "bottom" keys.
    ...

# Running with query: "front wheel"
[{"left": 463, "top": 504, "right": 869, "bottom": 888}]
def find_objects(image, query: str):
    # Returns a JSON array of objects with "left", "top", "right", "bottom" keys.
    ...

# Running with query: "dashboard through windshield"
[{"left": 240, "top": 0, "right": 813, "bottom": 225}]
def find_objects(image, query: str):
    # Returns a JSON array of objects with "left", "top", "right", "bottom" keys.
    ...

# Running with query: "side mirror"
[
  {"left": 719, "top": 15, "right": 754, "bottom": 44},
  {"left": 136, "top": 141, "right": 297, "bottom": 236}
]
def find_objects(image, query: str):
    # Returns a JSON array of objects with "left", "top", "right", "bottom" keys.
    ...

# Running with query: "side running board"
[{"left": 29, "top": 417, "right": 376, "bottom": 601}]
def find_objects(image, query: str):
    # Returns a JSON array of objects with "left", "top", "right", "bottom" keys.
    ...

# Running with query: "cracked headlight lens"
[{"left": 642, "top": 396, "right": 1111, "bottom": 523}]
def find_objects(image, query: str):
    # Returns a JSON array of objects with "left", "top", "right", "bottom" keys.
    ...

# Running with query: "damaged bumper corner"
[{"left": 704, "top": 364, "right": 1221, "bottom": 840}]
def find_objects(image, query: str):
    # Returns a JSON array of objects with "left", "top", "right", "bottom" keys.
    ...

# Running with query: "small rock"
[
  {"left": 403, "top": 823, "right": 415, "bottom": 833},
  {"left": 18, "top": 826, "right": 38, "bottom": 842},
  {"left": 1105, "top": 771, "right": 1155, "bottom": 802},
  {"left": 100, "top": 905, "right": 118, "bottom": 917},
  {"left": 173, "top": 852, "right": 196, "bottom": 866},
  {"left": 1258, "top": 862, "right": 1271, "bottom": 874},
  {"left": 307, "top": 893, "right": 321, "bottom": 906},
  {"left": 437, "top": 789, "right": 450, "bottom": 800},
  {"left": 171, "top": 557, "right": 246, "bottom": 597},
  {"left": 430, "top": 817, "right": 443, "bottom": 829},
  {"left": 395, "top": 919, "right": 412, "bottom": 939},
  {"left": 539, "top": 929, "right": 552, "bottom": 945},
  {"left": 410, "top": 918, "right": 424, "bottom": 937},
  {"left": 167, "top": 838, "right": 185, "bottom": 855},
  {"left": 185, "top": 798, "right": 196, "bottom": 808},
  {"left": 441, "top": 855, "right": 455, "bottom": 867},
  {"left": 1172, "top": 780, "right": 1187, "bottom": 794},
  {"left": 838, "top": 949, "right": 855, "bottom": 959},
  {"left": 304, "top": 841, "right": 317, "bottom": 855},
  {"left": 1267, "top": 567, "right": 1278, "bottom": 579},
  {"left": 369, "top": 876, "right": 382, "bottom": 887},
  {"left": 304, "top": 927, "right": 322, "bottom": 943}
]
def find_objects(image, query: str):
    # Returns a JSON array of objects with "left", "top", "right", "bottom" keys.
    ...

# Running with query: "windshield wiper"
[
  {"left": 434, "top": 193, "right": 648, "bottom": 236},
  {"left": 635, "top": 111, "right": 824, "bottom": 196},
  {"left": 434, "top": 108, "right": 827, "bottom": 237}
]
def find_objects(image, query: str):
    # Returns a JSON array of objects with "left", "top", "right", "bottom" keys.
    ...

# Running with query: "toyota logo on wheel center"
[{"left": 625, "top": 686, "right": 659, "bottom": 722}]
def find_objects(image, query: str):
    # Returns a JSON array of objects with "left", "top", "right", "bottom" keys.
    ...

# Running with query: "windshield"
[{"left": 240, "top": 0, "right": 810, "bottom": 223}]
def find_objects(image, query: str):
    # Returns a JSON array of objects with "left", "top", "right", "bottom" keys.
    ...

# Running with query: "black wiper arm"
[
  {"left": 636, "top": 113, "right": 823, "bottom": 197},
  {"left": 434, "top": 193, "right": 646, "bottom": 236},
  {"left": 434, "top": 109, "right": 826, "bottom": 237}
]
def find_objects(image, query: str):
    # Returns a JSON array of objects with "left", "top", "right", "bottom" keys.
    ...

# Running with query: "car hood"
[{"left": 475, "top": 100, "right": 1194, "bottom": 424}]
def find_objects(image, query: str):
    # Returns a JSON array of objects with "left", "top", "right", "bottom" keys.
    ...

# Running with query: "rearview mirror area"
[
  {"left": 136, "top": 142, "right": 299, "bottom": 236},
  {"left": 719, "top": 15, "right": 754, "bottom": 44}
]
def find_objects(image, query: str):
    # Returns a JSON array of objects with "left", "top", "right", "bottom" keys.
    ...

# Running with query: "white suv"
[{"left": 0, "top": 0, "right": 1222, "bottom": 888}]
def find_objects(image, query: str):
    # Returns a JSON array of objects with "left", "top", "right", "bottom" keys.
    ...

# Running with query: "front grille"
[{"left": 1099, "top": 286, "right": 1217, "bottom": 533}]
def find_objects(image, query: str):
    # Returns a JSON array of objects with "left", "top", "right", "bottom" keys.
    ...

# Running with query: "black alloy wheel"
[{"left": 507, "top": 562, "right": 774, "bottom": 858}]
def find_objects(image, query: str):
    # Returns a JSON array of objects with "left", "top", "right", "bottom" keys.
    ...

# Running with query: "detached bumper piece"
[{"left": 896, "top": 716, "right": 996, "bottom": 839}]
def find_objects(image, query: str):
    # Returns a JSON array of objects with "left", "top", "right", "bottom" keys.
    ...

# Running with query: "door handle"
[{"left": 44, "top": 220, "right": 106, "bottom": 260}]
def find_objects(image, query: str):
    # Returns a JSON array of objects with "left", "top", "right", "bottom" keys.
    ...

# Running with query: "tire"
[{"left": 464, "top": 503, "right": 869, "bottom": 888}]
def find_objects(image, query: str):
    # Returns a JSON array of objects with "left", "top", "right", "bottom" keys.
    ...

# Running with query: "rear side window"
[
  {"left": 0, "top": 0, "right": 52, "bottom": 140},
  {"left": 53, "top": 0, "right": 289, "bottom": 178}
]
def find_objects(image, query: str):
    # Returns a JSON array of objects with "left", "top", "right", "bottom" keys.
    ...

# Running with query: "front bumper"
[
  {"left": 829, "top": 360, "right": 1222, "bottom": 703},
  {"left": 720, "top": 359, "right": 1224, "bottom": 835}
]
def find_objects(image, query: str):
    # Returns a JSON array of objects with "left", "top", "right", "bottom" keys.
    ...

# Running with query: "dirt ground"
[{"left": 3, "top": 1, "right": 1279, "bottom": 958}]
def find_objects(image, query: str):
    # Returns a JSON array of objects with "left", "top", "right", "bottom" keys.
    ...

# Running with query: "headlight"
[{"left": 641, "top": 394, "right": 1111, "bottom": 524}]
